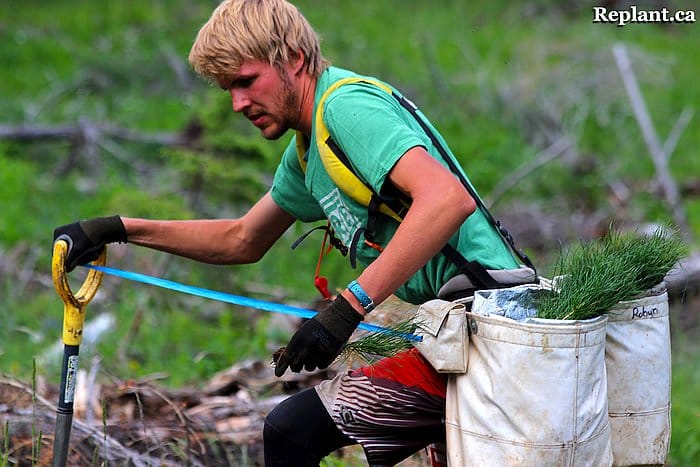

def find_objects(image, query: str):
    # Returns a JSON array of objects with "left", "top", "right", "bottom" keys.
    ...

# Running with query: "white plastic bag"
[
  {"left": 605, "top": 284, "right": 671, "bottom": 466},
  {"left": 446, "top": 287, "right": 612, "bottom": 466}
]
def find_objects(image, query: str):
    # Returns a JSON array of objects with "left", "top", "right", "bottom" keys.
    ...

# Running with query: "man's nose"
[{"left": 230, "top": 89, "right": 249, "bottom": 113}]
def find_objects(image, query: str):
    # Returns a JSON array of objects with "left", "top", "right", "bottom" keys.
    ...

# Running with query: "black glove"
[
  {"left": 53, "top": 215, "right": 127, "bottom": 272},
  {"left": 274, "top": 294, "right": 363, "bottom": 377}
]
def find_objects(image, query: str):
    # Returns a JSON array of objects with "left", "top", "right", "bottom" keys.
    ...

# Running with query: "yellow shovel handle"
[{"left": 52, "top": 240, "right": 106, "bottom": 345}]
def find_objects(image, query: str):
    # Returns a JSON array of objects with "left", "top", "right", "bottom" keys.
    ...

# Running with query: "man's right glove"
[
  {"left": 274, "top": 294, "right": 363, "bottom": 377},
  {"left": 53, "top": 215, "right": 127, "bottom": 272}
]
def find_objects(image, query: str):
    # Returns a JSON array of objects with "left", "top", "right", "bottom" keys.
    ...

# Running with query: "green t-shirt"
[{"left": 271, "top": 67, "right": 518, "bottom": 304}]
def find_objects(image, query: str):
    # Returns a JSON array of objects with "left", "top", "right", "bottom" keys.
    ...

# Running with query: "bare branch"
[
  {"left": 662, "top": 107, "right": 694, "bottom": 162},
  {"left": 162, "top": 45, "right": 196, "bottom": 92},
  {"left": 612, "top": 43, "right": 692, "bottom": 242},
  {"left": 486, "top": 136, "right": 574, "bottom": 207}
]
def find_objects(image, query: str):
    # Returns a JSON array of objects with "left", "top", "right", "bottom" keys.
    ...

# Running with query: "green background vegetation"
[{"left": 1, "top": 1, "right": 699, "bottom": 464}]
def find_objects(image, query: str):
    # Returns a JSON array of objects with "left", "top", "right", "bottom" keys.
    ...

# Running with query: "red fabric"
[{"left": 354, "top": 348, "right": 447, "bottom": 398}]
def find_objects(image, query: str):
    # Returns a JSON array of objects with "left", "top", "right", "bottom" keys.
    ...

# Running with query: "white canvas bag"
[
  {"left": 445, "top": 287, "right": 612, "bottom": 466},
  {"left": 605, "top": 284, "right": 671, "bottom": 466}
]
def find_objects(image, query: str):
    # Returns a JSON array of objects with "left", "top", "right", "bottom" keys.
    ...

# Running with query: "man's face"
[{"left": 222, "top": 60, "right": 299, "bottom": 140}]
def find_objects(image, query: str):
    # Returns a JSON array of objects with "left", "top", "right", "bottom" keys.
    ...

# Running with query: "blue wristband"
[{"left": 347, "top": 280, "right": 375, "bottom": 313}]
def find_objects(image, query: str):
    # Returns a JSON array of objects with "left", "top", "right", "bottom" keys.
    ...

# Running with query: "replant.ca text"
[{"left": 593, "top": 6, "right": 696, "bottom": 27}]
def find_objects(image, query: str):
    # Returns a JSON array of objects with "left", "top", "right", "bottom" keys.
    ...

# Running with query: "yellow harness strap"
[{"left": 296, "top": 77, "right": 404, "bottom": 223}]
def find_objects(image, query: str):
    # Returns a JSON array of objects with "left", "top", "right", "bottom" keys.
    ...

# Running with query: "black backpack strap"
[
  {"left": 316, "top": 80, "right": 536, "bottom": 288},
  {"left": 292, "top": 224, "right": 348, "bottom": 257},
  {"left": 392, "top": 93, "right": 536, "bottom": 273},
  {"left": 325, "top": 133, "right": 508, "bottom": 289},
  {"left": 441, "top": 244, "right": 502, "bottom": 289}
]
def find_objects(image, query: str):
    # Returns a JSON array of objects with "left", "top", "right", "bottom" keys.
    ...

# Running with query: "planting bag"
[
  {"left": 605, "top": 284, "right": 671, "bottom": 466},
  {"left": 414, "top": 299, "right": 469, "bottom": 373},
  {"left": 446, "top": 287, "right": 612, "bottom": 466}
]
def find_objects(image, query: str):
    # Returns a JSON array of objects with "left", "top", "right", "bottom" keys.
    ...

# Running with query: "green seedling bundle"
[
  {"left": 533, "top": 226, "right": 687, "bottom": 320},
  {"left": 339, "top": 226, "right": 687, "bottom": 362},
  {"left": 342, "top": 318, "right": 418, "bottom": 363}
]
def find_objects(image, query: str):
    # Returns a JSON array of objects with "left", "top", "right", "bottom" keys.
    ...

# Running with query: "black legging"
[{"left": 263, "top": 388, "right": 355, "bottom": 466}]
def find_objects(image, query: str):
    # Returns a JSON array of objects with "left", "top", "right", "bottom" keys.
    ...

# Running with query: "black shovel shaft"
[
  {"left": 52, "top": 412, "right": 73, "bottom": 467},
  {"left": 52, "top": 344, "right": 80, "bottom": 467}
]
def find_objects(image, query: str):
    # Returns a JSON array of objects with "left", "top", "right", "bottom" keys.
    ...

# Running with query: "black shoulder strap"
[
  {"left": 441, "top": 244, "right": 502, "bottom": 289},
  {"left": 392, "top": 92, "right": 536, "bottom": 273},
  {"left": 319, "top": 80, "right": 536, "bottom": 289},
  {"left": 325, "top": 130, "right": 505, "bottom": 289}
]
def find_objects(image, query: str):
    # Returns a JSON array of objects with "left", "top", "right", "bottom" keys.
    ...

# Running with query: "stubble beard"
[{"left": 261, "top": 76, "right": 300, "bottom": 141}]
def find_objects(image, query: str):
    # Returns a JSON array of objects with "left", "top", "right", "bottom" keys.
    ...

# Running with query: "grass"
[
  {"left": 2, "top": 421, "right": 8, "bottom": 467},
  {"left": 30, "top": 359, "right": 42, "bottom": 466},
  {"left": 669, "top": 328, "right": 700, "bottom": 466}
]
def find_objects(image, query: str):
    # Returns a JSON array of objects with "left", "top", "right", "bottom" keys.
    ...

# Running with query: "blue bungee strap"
[{"left": 82, "top": 264, "right": 421, "bottom": 342}]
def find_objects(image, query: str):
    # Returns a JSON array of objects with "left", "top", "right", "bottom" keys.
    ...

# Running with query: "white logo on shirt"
[{"left": 319, "top": 188, "right": 362, "bottom": 246}]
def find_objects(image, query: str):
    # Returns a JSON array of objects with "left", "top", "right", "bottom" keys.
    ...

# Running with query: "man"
[{"left": 54, "top": 1, "right": 535, "bottom": 465}]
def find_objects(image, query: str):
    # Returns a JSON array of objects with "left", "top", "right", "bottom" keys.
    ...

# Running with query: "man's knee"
[
  {"left": 264, "top": 406, "right": 312, "bottom": 466},
  {"left": 262, "top": 415, "right": 285, "bottom": 446},
  {"left": 263, "top": 388, "right": 353, "bottom": 466},
  {"left": 264, "top": 389, "right": 307, "bottom": 438}
]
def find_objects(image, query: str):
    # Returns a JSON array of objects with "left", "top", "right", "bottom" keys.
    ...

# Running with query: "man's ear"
[{"left": 289, "top": 48, "right": 306, "bottom": 75}]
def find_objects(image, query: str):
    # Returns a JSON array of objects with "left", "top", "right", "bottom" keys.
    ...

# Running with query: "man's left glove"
[
  {"left": 53, "top": 215, "right": 127, "bottom": 272},
  {"left": 274, "top": 294, "right": 363, "bottom": 377}
]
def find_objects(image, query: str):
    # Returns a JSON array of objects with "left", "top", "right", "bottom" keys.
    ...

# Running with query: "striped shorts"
[{"left": 315, "top": 348, "right": 447, "bottom": 465}]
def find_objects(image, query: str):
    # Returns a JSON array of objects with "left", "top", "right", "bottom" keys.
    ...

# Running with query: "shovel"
[{"left": 50, "top": 240, "right": 106, "bottom": 467}]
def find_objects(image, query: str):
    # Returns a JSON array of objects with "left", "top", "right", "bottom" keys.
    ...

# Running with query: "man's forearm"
[
  {"left": 345, "top": 185, "right": 473, "bottom": 314},
  {"left": 122, "top": 218, "right": 263, "bottom": 264}
]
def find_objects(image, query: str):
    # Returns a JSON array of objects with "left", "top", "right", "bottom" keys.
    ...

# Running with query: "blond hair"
[{"left": 189, "top": 0, "right": 329, "bottom": 84}]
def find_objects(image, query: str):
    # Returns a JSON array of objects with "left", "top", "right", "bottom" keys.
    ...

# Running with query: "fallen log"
[{"left": 0, "top": 122, "right": 188, "bottom": 147}]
